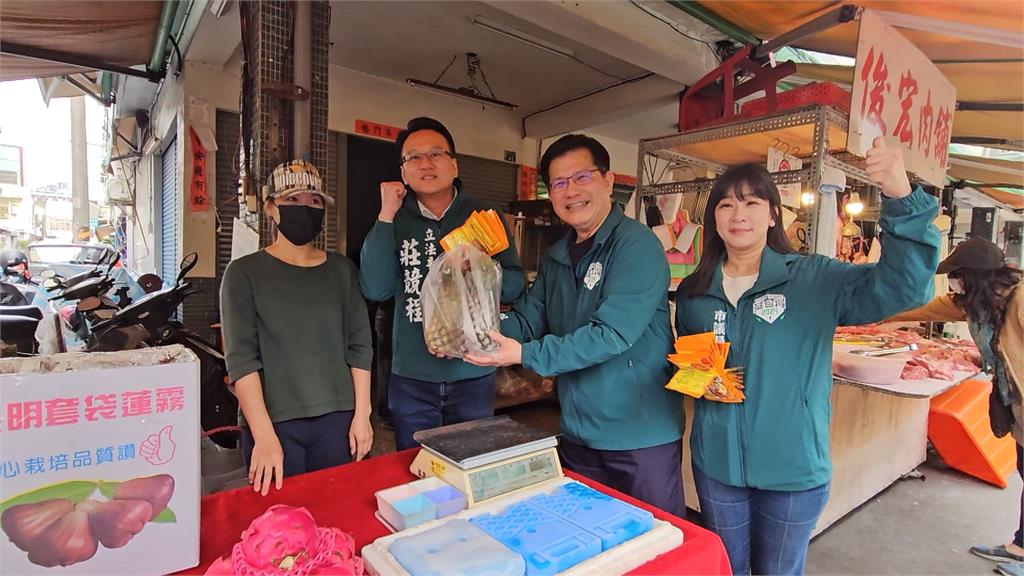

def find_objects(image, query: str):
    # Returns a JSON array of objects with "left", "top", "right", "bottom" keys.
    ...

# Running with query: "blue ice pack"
[
  {"left": 527, "top": 481, "right": 653, "bottom": 550},
  {"left": 470, "top": 502, "right": 602, "bottom": 576}
]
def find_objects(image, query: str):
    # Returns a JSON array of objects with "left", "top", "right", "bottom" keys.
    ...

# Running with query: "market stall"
[
  {"left": 636, "top": 5, "right": 995, "bottom": 536},
  {"left": 175, "top": 447, "right": 731, "bottom": 575}
]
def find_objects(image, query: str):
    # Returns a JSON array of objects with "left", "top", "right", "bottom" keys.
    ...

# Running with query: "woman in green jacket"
[{"left": 674, "top": 138, "right": 940, "bottom": 575}]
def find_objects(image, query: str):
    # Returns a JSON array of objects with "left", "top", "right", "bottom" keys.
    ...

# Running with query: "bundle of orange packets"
[
  {"left": 665, "top": 332, "right": 745, "bottom": 403},
  {"left": 440, "top": 210, "right": 509, "bottom": 256}
]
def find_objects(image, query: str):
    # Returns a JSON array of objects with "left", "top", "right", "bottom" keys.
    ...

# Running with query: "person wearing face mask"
[
  {"left": 674, "top": 138, "right": 940, "bottom": 575},
  {"left": 359, "top": 117, "right": 525, "bottom": 450},
  {"left": 886, "top": 237, "right": 1024, "bottom": 576},
  {"left": 463, "top": 134, "right": 686, "bottom": 517},
  {"left": 221, "top": 159, "right": 374, "bottom": 495}
]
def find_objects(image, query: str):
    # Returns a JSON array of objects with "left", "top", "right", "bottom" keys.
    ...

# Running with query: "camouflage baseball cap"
[{"left": 268, "top": 159, "right": 335, "bottom": 206}]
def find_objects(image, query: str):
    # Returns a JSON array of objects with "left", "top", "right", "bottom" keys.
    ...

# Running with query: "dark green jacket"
[
  {"left": 675, "top": 187, "right": 940, "bottom": 490},
  {"left": 359, "top": 189, "right": 525, "bottom": 383},
  {"left": 503, "top": 206, "right": 684, "bottom": 450}
]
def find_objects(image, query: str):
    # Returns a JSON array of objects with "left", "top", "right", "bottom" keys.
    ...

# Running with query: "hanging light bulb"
[
  {"left": 801, "top": 191, "right": 816, "bottom": 206},
  {"left": 845, "top": 191, "right": 864, "bottom": 216}
]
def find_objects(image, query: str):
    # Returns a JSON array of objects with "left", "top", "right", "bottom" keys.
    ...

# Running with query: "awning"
[
  {"left": 0, "top": 1, "right": 163, "bottom": 82},
  {"left": 695, "top": 2, "right": 1024, "bottom": 148},
  {"left": 978, "top": 188, "right": 1024, "bottom": 210},
  {"left": 791, "top": 61, "right": 1024, "bottom": 144},
  {"left": 693, "top": 1, "right": 1024, "bottom": 198},
  {"left": 947, "top": 155, "right": 1024, "bottom": 189},
  {"left": 699, "top": 1, "right": 1023, "bottom": 61}
]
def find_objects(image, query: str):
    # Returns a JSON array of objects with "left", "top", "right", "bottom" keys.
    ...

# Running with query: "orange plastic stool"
[{"left": 929, "top": 379, "right": 1017, "bottom": 488}]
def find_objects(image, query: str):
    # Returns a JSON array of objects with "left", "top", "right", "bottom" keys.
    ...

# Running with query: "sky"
[{"left": 0, "top": 79, "right": 108, "bottom": 201}]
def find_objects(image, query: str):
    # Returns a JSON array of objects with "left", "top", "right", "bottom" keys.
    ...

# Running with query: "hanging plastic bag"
[{"left": 422, "top": 244, "right": 502, "bottom": 358}]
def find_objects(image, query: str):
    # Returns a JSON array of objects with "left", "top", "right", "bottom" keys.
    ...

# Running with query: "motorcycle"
[
  {"left": 1, "top": 254, "right": 45, "bottom": 354},
  {"left": 89, "top": 253, "right": 240, "bottom": 448}
]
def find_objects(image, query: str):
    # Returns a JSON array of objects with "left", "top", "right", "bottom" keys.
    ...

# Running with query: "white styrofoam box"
[
  {"left": 376, "top": 476, "right": 467, "bottom": 531},
  {"left": 363, "top": 478, "right": 684, "bottom": 576},
  {"left": 0, "top": 346, "right": 200, "bottom": 575}
]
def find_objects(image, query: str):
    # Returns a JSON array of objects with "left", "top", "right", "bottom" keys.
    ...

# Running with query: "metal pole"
[
  {"left": 808, "top": 107, "right": 830, "bottom": 256},
  {"left": 754, "top": 5, "right": 858, "bottom": 60},
  {"left": 70, "top": 97, "right": 91, "bottom": 240},
  {"left": 635, "top": 143, "right": 647, "bottom": 224},
  {"left": 293, "top": 0, "right": 312, "bottom": 159},
  {"left": 1, "top": 41, "right": 158, "bottom": 82},
  {"left": 63, "top": 75, "right": 111, "bottom": 106}
]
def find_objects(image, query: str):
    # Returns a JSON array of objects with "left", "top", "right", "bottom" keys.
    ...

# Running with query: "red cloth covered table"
[{"left": 176, "top": 450, "right": 730, "bottom": 575}]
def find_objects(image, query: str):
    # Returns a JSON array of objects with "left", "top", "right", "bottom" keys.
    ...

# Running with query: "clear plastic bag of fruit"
[{"left": 421, "top": 244, "right": 502, "bottom": 359}]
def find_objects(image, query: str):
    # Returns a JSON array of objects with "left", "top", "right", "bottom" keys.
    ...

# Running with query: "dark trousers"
[
  {"left": 388, "top": 373, "right": 496, "bottom": 450},
  {"left": 241, "top": 410, "right": 353, "bottom": 477},
  {"left": 558, "top": 437, "right": 686, "bottom": 519}
]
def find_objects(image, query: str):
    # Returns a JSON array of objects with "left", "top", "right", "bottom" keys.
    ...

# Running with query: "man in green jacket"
[
  {"left": 466, "top": 134, "right": 685, "bottom": 516},
  {"left": 359, "top": 117, "right": 525, "bottom": 450}
]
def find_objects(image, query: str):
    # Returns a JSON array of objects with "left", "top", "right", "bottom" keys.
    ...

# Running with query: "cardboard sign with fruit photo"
[
  {"left": 0, "top": 347, "right": 200, "bottom": 574},
  {"left": 1, "top": 474, "right": 175, "bottom": 567}
]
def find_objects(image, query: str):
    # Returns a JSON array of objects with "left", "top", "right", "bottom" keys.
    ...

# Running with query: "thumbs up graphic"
[{"left": 140, "top": 425, "right": 176, "bottom": 466}]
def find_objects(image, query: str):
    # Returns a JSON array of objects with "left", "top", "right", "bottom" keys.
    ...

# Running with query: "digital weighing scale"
[{"left": 409, "top": 416, "right": 562, "bottom": 507}]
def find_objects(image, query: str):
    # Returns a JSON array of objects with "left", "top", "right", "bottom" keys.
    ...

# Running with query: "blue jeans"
[
  {"left": 241, "top": 410, "right": 353, "bottom": 477},
  {"left": 693, "top": 465, "right": 830, "bottom": 575},
  {"left": 388, "top": 373, "right": 496, "bottom": 450}
]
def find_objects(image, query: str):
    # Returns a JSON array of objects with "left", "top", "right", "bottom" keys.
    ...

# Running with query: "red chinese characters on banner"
[
  {"left": 1, "top": 387, "right": 186, "bottom": 432},
  {"left": 355, "top": 119, "right": 402, "bottom": 141},
  {"left": 44, "top": 398, "right": 80, "bottom": 426},
  {"left": 892, "top": 71, "right": 919, "bottom": 146},
  {"left": 933, "top": 105, "right": 952, "bottom": 171},
  {"left": 859, "top": 47, "right": 890, "bottom": 136},
  {"left": 122, "top": 390, "right": 153, "bottom": 417},
  {"left": 189, "top": 127, "right": 210, "bottom": 212},
  {"left": 155, "top": 387, "right": 185, "bottom": 413},
  {"left": 85, "top": 393, "right": 117, "bottom": 421},
  {"left": 6, "top": 401, "right": 42, "bottom": 431},
  {"left": 849, "top": 10, "right": 957, "bottom": 187},
  {"left": 918, "top": 89, "right": 934, "bottom": 159}
]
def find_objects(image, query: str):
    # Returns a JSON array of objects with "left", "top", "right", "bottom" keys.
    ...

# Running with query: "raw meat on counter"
[{"left": 834, "top": 326, "right": 981, "bottom": 382}]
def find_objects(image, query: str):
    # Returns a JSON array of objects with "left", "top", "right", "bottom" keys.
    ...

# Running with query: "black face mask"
[{"left": 275, "top": 204, "right": 324, "bottom": 246}]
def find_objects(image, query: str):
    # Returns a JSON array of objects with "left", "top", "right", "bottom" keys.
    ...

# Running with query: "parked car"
[
  {"left": 26, "top": 241, "right": 145, "bottom": 313},
  {"left": 26, "top": 241, "right": 116, "bottom": 277}
]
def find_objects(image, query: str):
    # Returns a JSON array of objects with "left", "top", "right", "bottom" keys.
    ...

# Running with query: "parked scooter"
[
  {"left": 0, "top": 249, "right": 37, "bottom": 306},
  {"left": 1, "top": 250, "right": 44, "bottom": 353},
  {"left": 89, "top": 253, "right": 239, "bottom": 448},
  {"left": 39, "top": 251, "right": 130, "bottom": 344}
]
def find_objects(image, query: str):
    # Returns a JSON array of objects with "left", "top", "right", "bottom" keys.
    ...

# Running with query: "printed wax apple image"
[
  {"left": 0, "top": 351, "right": 201, "bottom": 574},
  {"left": 1, "top": 474, "right": 176, "bottom": 567}
]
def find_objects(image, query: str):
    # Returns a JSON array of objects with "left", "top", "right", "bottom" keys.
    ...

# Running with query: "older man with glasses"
[
  {"left": 465, "top": 134, "right": 686, "bottom": 517},
  {"left": 359, "top": 117, "right": 525, "bottom": 450}
]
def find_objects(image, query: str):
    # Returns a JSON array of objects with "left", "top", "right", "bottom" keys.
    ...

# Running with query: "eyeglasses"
[
  {"left": 401, "top": 148, "right": 453, "bottom": 166},
  {"left": 549, "top": 169, "right": 602, "bottom": 193}
]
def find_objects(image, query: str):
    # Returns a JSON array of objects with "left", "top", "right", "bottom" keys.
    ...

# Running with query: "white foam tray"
[{"left": 362, "top": 477, "right": 684, "bottom": 576}]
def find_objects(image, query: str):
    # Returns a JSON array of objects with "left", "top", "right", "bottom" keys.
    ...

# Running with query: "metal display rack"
[{"left": 635, "top": 104, "right": 877, "bottom": 254}]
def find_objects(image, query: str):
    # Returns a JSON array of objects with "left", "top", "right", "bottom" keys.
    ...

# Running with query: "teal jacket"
[
  {"left": 503, "top": 206, "right": 684, "bottom": 450},
  {"left": 359, "top": 189, "right": 525, "bottom": 383},
  {"left": 675, "top": 187, "right": 940, "bottom": 491}
]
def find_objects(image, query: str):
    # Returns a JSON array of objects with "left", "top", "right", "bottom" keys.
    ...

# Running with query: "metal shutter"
[
  {"left": 215, "top": 111, "right": 240, "bottom": 281},
  {"left": 160, "top": 138, "right": 179, "bottom": 287},
  {"left": 456, "top": 155, "right": 518, "bottom": 211}
]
